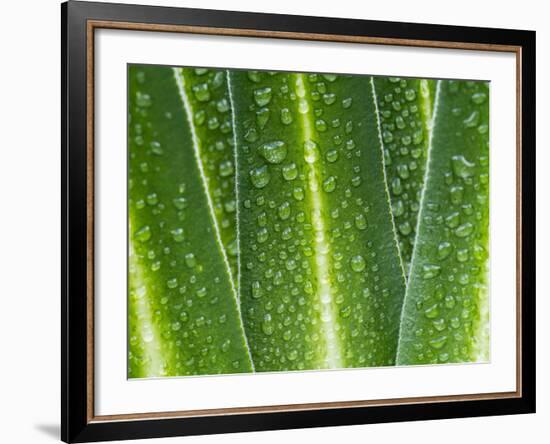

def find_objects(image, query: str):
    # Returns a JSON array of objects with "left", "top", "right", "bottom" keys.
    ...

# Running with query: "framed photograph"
[{"left": 61, "top": 1, "right": 535, "bottom": 442}]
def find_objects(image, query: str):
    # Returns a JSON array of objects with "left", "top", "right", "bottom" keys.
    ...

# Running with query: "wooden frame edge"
[{"left": 83, "top": 16, "right": 526, "bottom": 427}]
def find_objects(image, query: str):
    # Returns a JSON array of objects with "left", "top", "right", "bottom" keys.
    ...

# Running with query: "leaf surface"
[
  {"left": 175, "top": 68, "right": 239, "bottom": 279},
  {"left": 128, "top": 65, "right": 253, "bottom": 377},
  {"left": 396, "top": 79, "right": 490, "bottom": 365},
  {"left": 229, "top": 70, "right": 406, "bottom": 371},
  {"left": 373, "top": 77, "right": 434, "bottom": 272}
]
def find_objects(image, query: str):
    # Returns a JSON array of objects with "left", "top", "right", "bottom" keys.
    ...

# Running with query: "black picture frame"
[{"left": 62, "top": 1, "right": 536, "bottom": 442}]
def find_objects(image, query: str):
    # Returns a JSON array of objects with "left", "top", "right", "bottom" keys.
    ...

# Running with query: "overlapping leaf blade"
[
  {"left": 175, "top": 68, "right": 239, "bottom": 279},
  {"left": 396, "top": 79, "right": 490, "bottom": 365},
  {"left": 373, "top": 77, "right": 434, "bottom": 273},
  {"left": 128, "top": 65, "right": 253, "bottom": 377},
  {"left": 229, "top": 70, "right": 406, "bottom": 371}
]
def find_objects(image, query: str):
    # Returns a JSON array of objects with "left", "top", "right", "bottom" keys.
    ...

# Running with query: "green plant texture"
[{"left": 128, "top": 65, "right": 489, "bottom": 378}]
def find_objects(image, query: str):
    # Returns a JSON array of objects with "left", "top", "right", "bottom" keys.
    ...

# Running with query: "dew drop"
[
  {"left": 171, "top": 228, "right": 185, "bottom": 243},
  {"left": 429, "top": 336, "right": 448, "bottom": 349},
  {"left": 355, "top": 214, "right": 367, "bottom": 230},
  {"left": 254, "top": 87, "right": 272, "bottom": 106},
  {"left": 150, "top": 141, "right": 163, "bottom": 155},
  {"left": 323, "top": 93, "right": 336, "bottom": 105},
  {"left": 282, "top": 163, "right": 298, "bottom": 181},
  {"left": 471, "top": 92, "right": 487, "bottom": 104},
  {"left": 221, "top": 339, "right": 231, "bottom": 352},
  {"left": 293, "top": 186, "right": 304, "bottom": 201},
  {"left": 304, "top": 140, "right": 319, "bottom": 164},
  {"left": 259, "top": 141, "right": 287, "bottom": 164},
  {"left": 278, "top": 202, "right": 291, "bottom": 220},
  {"left": 298, "top": 99, "right": 309, "bottom": 114},
  {"left": 287, "top": 350, "right": 298, "bottom": 361},
  {"left": 135, "top": 226, "right": 152, "bottom": 242},
  {"left": 455, "top": 222, "right": 474, "bottom": 238},
  {"left": 251, "top": 281, "right": 263, "bottom": 299},
  {"left": 261, "top": 314, "right": 274, "bottom": 335},
  {"left": 192, "top": 83, "right": 210, "bottom": 102},
  {"left": 424, "top": 303, "right": 440, "bottom": 319},
  {"left": 351, "top": 255, "right": 366, "bottom": 272},
  {"left": 326, "top": 149, "right": 339, "bottom": 163},
  {"left": 405, "top": 89, "right": 416, "bottom": 101},
  {"left": 323, "top": 176, "right": 336, "bottom": 193},
  {"left": 280, "top": 108, "right": 293, "bottom": 125},
  {"left": 219, "top": 160, "right": 234, "bottom": 177},
  {"left": 422, "top": 264, "right": 441, "bottom": 279},
  {"left": 173, "top": 196, "right": 188, "bottom": 210},
  {"left": 136, "top": 92, "right": 152, "bottom": 107},
  {"left": 249, "top": 165, "right": 270, "bottom": 188},
  {"left": 185, "top": 253, "right": 197, "bottom": 268},
  {"left": 451, "top": 155, "right": 476, "bottom": 179},
  {"left": 463, "top": 111, "right": 480, "bottom": 128},
  {"left": 437, "top": 241, "right": 453, "bottom": 260}
]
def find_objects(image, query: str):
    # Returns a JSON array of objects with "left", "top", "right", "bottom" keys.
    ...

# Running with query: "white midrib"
[
  {"left": 395, "top": 80, "right": 442, "bottom": 364},
  {"left": 295, "top": 74, "right": 343, "bottom": 369},
  {"left": 173, "top": 68, "right": 255, "bottom": 371}
]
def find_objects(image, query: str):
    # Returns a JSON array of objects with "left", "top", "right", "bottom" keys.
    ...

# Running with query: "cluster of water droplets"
[
  {"left": 185, "top": 68, "right": 240, "bottom": 272},
  {"left": 236, "top": 70, "right": 403, "bottom": 370},
  {"left": 402, "top": 79, "right": 490, "bottom": 364},
  {"left": 375, "top": 77, "right": 431, "bottom": 271},
  {"left": 128, "top": 68, "right": 248, "bottom": 376}
]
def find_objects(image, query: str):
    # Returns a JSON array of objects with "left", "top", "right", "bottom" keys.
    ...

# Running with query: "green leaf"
[
  {"left": 229, "top": 70, "right": 406, "bottom": 371},
  {"left": 373, "top": 77, "right": 435, "bottom": 272},
  {"left": 175, "top": 68, "right": 239, "bottom": 279},
  {"left": 128, "top": 65, "right": 253, "bottom": 377},
  {"left": 396, "top": 79, "right": 490, "bottom": 365}
]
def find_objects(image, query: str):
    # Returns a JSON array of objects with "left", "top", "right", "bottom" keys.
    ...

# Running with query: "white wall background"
[{"left": 0, "top": 0, "right": 546, "bottom": 443}]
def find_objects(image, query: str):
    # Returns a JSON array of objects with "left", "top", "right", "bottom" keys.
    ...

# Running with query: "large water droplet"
[
  {"left": 323, "top": 176, "right": 336, "bottom": 193},
  {"left": 355, "top": 214, "right": 367, "bottom": 230},
  {"left": 455, "top": 222, "right": 474, "bottom": 238},
  {"left": 259, "top": 141, "right": 287, "bottom": 164},
  {"left": 422, "top": 264, "right": 441, "bottom": 279},
  {"left": 451, "top": 155, "right": 476, "bottom": 179},
  {"left": 249, "top": 165, "right": 270, "bottom": 188},
  {"left": 281, "top": 163, "right": 298, "bottom": 181},
  {"left": 280, "top": 108, "right": 293, "bottom": 125},
  {"left": 192, "top": 83, "right": 210, "bottom": 102},
  {"left": 251, "top": 281, "right": 263, "bottom": 299},
  {"left": 304, "top": 140, "right": 319, "bottom": 164},
  {"left": 351, "top": 255, "right": 366, "bottom": 272},
  {"left": 437, "top": 241, "right": 453, "bottom": 260},
  {"left": 135, "top": 226, "right": 152, "bottom": 242},
  {"left": 254, "top": 87, "right": 272, "bottom": 106}
]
